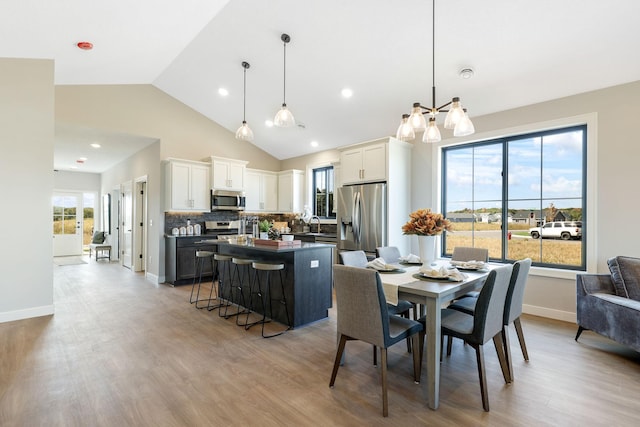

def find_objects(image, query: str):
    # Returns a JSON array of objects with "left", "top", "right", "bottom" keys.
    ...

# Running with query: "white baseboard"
[
  {"left": 0, "top": 305, "right": 54, "bottom": 324},
  {"left": 146, "top": 272, "right": 160, "bottom": 284},
  {"left": 523, "top": 304, "right": 576, "bottom": 323}
]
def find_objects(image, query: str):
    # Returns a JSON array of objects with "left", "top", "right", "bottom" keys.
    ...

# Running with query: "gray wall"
[{"left": 0, "top": 58, "right": 54, "bottom": 322}]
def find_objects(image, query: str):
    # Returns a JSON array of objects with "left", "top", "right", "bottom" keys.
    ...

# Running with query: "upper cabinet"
[
  {"left": 278, "top": 169, "right": 304, "bottom": 213},
  {"left": 245, "top": 169, "right": 278, "bottom": 212},
  {"left": 340, "top": 142, "right": 387, "bottom": 185},
  {"left": 211, "top": 156, "right": 247, "bottom": 191},
  {"left": 164, "top": 158, "right": 211, "bottom": 211}
]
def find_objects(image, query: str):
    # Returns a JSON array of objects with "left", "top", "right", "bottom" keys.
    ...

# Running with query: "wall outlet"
[{"left": 310, "top": 260, "right": 319, "bottom": 268}]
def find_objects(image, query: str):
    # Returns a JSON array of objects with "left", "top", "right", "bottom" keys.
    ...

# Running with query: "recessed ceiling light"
[
  {"left": 265, "top": 120, "right": 274, "bottom": 127},
  {"left": 90, "top": 143, "right": 101, "bottom": 148},
  {"left": 310, "top": 141, "right": 319, "bottom": 147},
  {"left": 459, "top": 68, "right": 474, "bottom": 79},
  {"left": 218, "top": 88, "right": 229, "bottom": 96},
  {"left": 341, "top": 88, "right": 353, "bottom": 98},
  {"left": 78, "top": 157, "right": 87, "bottom": 161}
]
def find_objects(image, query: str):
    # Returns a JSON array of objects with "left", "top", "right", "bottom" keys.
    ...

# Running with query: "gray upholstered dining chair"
[
  {"left": 421, "top": 264, "right": 513, "bottom": 411},
  {"left": 448, "top": 258, "right": 532, "bottom": 382},
  {"left": 452, "top": 246, "right": 490, "bottom": 299},
  {"left": 329, "top": 265, "right": 423, "bottom": 417},
  {"left": 375, "top": 246, "right": 402, "bottom": 264},
  {"left": 452, "top": 246, "right": 489, "bottom": 263},
  {"left": 339, "top": 250, "right": 414, "bottom": 354}
]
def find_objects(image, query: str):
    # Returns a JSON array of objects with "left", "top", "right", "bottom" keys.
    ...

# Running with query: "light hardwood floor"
[{"left": 1, "top": 259, "right": 640, "bottom": 426}]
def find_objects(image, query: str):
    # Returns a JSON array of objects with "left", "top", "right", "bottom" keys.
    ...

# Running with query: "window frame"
[
  {"left": 311, "top": 165, "right": 336, "bottom": 219},
  {"left": 440, "top": 123, "right": 588, "bottom": 272}
]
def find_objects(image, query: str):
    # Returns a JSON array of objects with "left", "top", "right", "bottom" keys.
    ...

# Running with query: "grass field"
[
  {"left": 444, "top": 222, "right": 582, "bottom": 266},
  {"left": 53, "top": 218, "right": 95, "bottom": 245}
]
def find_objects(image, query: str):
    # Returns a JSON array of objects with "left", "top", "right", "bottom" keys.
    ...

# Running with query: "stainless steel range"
[{"left": 204, "top": 220, "right": 241, "bottom": 237}]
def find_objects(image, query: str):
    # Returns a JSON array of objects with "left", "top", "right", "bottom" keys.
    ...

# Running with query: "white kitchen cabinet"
[
  {"left": 278, "top": 169, "right": 304, "bottom": 213},
  {"left": 164, "top": 159, "right": 210, "bottom": 211},
  {"left": 245, "top": 169, "right": 278, "bottom": 212},
  {"left": 210, "top": 156, "right": 247, "bottom": 191},
  {"left": 340, "top": 142, "right": 387, "bottom": 184}
]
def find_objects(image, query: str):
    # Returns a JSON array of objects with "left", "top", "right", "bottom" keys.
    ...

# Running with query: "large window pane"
[{"left": 443, "top": 125, "right": 586, "bottom": 270}]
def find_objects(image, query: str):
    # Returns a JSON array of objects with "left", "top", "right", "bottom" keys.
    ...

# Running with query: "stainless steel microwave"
[{"left": 211, "top": 189, "right": 246, "bottom": 211}]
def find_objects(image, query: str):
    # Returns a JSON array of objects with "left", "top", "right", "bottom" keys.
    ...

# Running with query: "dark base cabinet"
[
  {"left": 217, "top": 243, "right": 333, "bottom": 328},
  {"left": 165, "top": 236, "right": 218, "bottom": 285}
]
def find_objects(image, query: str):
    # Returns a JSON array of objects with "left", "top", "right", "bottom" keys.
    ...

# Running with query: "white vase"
[
  {"left": 259, "top": 232, "right": 269, "bottom": 240},
  {"left": 418, "top": 235, "right": 437, "bottom": 267}
]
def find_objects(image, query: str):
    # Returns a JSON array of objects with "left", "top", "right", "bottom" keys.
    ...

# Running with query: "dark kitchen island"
[{"left": 216, "top": 241, "right": 334, "bottom": 328}]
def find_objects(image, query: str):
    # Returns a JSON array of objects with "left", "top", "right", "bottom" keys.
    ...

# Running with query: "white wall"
[
  {"left": 54, "top": 170, "right": 101, "bottom": 192},
  {"left": 0, "top": 58, "right": 54, "bottom": 322},
  {"left": 100, "top": 142, "right": 162, "bottom": 281}
]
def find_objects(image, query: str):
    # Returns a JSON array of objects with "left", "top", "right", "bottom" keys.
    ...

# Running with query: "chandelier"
[{"left": 396, "top": 0, "right": 475, "bottom": 143}]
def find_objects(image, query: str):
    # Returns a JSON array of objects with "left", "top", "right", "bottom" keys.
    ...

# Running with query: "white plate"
[{"left": 418, "top": 272, "right": 462, "bottom": 281}]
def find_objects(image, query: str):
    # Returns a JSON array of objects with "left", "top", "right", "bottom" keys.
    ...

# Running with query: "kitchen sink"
[{"left": 293, "top": 232, "right": 337, "bottom": 243}]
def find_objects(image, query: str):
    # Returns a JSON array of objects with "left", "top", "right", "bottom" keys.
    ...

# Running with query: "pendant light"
[
  {"left": 396, "top": 114, "right": 415, "bottom": 141},
  {"left": 235, "top": 61, "right": 253, "bottom": 142},
  {"left": 274, "top": 33, "right": 296, "bottom": 127},
  {"left": 398, "top": 0, "right": 475, "bottom": 143}
]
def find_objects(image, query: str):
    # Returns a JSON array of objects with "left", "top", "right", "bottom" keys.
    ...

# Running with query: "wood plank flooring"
[{"left": 1, "top": 259, "right": 640, "bottom": 426}]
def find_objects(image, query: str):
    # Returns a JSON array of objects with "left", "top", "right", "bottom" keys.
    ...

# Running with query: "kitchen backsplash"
[{"left": 165, "top": 212, "right": 336, "bottom": 235}]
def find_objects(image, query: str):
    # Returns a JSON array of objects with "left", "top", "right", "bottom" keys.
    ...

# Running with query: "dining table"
[{"left": 378, "top": 261, "right": 493, "bottom": 410}]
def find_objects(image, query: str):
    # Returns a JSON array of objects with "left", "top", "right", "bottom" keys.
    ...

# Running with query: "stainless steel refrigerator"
[{"left": 337, "top": 182, "right": 387, "bottom": 255}]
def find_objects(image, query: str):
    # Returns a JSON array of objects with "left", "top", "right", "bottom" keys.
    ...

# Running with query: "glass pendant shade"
[
  {"left": 274, "top": 104, "right": 295, "bottom": 127},
  {"left": 453, "top": 112, "right": 475, "bottom": 137},
  {"left": 409, "top": 103, "right": 427, "bottom": 131},
  {"left": 235, "top": 121, "right": 254, "bottom": 141},
  {"left": 423, "top": 118, "right": 441, "bottom": 143},
  {"left": 396, "top": 114, "right": 415, "bottom": 141},
  {"left": 444, "top": 98, "right": 465, "bottom": 129}
]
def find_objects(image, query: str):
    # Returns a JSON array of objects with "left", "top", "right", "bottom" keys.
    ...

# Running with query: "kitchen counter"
[{"left": 216, "top": 240, "right": 334, "bottom": 328}]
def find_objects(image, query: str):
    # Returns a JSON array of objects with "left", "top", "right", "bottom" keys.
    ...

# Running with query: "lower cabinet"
[{"left": 165, "top": 236, "right": 217, "bottom": 285}]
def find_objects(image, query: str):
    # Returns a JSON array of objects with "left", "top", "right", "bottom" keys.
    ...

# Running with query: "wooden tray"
[{"left": 253, "top": 239, "right": 302, "bottom": 248}]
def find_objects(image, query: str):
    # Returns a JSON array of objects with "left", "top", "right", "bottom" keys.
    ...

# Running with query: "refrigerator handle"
[{"left": 354, "top": 191, "right": 362, "bottom": 243}]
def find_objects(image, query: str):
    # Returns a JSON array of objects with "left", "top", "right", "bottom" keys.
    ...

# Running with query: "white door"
[
  {"left": 52, "top": 193, "right": 83, "bottom": 256},
  {"left": 121, "top": 181, "right": 133, "bottom": 269}
]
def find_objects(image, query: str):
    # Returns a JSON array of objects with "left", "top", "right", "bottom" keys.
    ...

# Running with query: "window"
[
  {"left": 442, "top": 125, "right": 586, "bottom": 270},
  {"left": 312, "top": 166, "right": 335, "bottom": 218}
]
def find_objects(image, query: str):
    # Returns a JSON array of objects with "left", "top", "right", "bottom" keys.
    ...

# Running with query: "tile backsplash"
[{"left": 164, "top": 211, "right": 336, "bottom": 235}]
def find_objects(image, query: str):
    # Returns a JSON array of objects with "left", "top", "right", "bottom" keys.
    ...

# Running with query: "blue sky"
[{"left": 445, "top": 128, "right": 584, "bottom": 212}]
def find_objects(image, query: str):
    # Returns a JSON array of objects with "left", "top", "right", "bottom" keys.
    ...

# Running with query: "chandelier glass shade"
[
  {"left": 396, "top": 0, "right": 475, "bottom": 143},
  {"left": 235, "top": 61, "right": 254, "bottom": 142},
  {"left": 274, "top": 33, "right": 295, "bottom": 127}
]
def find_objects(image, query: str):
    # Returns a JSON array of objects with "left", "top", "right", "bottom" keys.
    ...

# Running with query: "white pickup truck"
[{"left": 529, "top": 221, "right": 582, "bottom": 240}]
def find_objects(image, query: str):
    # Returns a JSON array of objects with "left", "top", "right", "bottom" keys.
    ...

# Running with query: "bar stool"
[
  {"left": 246, "top": 261, "right": 291, "bottom": 338},
  {"left": 212, "top": 253, "right": 232, "bottom": 315},
  {"left": 225, "top": 257, "right": 254, "bottom": 323},
  {"left": 190, "top": 250, "right": 216, "bottom": 309}
]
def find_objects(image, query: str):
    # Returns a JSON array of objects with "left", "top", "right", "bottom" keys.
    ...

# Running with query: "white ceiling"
[{"left": 4, "top": 0, "right": 640, "bottom": 171}]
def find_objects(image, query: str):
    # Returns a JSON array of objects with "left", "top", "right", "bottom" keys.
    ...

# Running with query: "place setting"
[
  {"left": 449, "top": 259, "right": 487, "bottom": 271},
  {"left": 397, "top": 253, "right": 423, "bottom": 265},
  {"left": 413, "top": 265, "right": 467, "bottom": 282},
  {"left": 366, "top": 257, "right": 406, "bottom": 273}
]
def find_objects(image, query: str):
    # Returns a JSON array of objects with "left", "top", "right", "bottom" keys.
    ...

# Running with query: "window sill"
[{"left": 529, "top": 266, "right": 582, "bottom": 280}]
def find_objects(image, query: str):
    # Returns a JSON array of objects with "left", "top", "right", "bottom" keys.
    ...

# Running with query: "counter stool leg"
[
  {"left": 213, "top": 256, "right": 233, "bottom": 315},
  {"left": 241, "top": 268, "right": 270, "bottom": 330},
  {"left": 232, "top": 263, "right": 252, "bottom": 323},
  {"left": 262, "top": 269, "right": 291, "bottom": 338},
  {"left": 204, "top": 256, "right": 223, "bottom": 310}
]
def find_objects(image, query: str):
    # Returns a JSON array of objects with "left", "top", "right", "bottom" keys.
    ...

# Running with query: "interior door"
[
  {"left": 53, "top": 192, "right": 83, "bottom": 256},
  {"left": 121, "top": 181, "right": 133, "bottom": 269}
]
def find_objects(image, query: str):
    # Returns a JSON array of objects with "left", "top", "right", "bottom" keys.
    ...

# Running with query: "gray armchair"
[{"left": 576, "top": 256, "right": 640, "bottom": 352}]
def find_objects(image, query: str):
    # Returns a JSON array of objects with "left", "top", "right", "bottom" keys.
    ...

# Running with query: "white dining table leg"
[{"left": 425, "top": 296, "right": 441, "bottom": 410}]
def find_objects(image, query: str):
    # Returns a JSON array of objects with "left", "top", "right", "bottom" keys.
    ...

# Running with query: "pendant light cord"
[
  {"left": 431, "top": 0, "right": 436, "bottom": 111},
  {"left": 282, "top": 40, "right": 287, "bottom": 105},
  {"left": 243, "top": 65, "right": 247, "bottom": 121}
]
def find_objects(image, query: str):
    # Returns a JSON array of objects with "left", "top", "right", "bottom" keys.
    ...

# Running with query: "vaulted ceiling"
[{"left": 4, "top": 0, "right": 640, "bottom": 172}]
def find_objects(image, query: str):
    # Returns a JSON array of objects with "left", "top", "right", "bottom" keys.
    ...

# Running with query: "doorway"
[
  {"left": 52, "top": 192, "right": 82, "bottom": 256},
  {"left": 121, "top": 181, "right": 133, "bottom": 269},
  {"left": 133, "top": 177, "right": 147, "bottom": 272}
]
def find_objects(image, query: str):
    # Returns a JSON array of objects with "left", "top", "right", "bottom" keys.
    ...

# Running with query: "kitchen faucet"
[{"left": 310, "top": 216, "right": 321, "bottom": 233}]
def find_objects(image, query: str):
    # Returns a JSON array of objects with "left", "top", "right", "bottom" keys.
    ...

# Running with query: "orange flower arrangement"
[{"left": 402, "top": 208, "right": 453, "bottom": 236}]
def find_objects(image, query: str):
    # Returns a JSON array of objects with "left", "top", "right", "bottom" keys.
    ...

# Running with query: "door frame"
[
  {"left": 52, "top": 191, "right": 83, "bottom": 257},
  {"left": 134, "top": 176, "right": 148, "bottom": 272}
]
